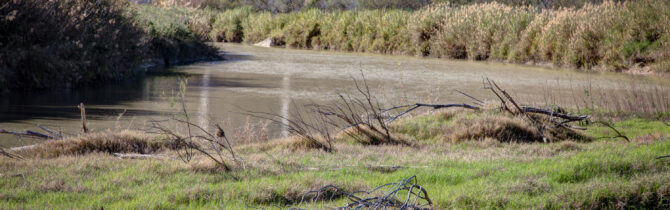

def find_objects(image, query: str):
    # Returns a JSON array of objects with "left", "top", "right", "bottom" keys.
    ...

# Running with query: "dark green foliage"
[
  {"left": 0, "top": 0, "right": 219, "bottom": 91},
  {"left": 0, "top": 0, "right": 145, "bottom": 91}
]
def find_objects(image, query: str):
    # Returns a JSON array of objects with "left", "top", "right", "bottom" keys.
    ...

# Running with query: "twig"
[{"left": 455, "top": 89, "right": 484, "bottom": 105}]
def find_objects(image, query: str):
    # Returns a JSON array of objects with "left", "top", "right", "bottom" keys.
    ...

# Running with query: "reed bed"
[{"left": 209, "top": 0, "right": 670, "bottom": 73}]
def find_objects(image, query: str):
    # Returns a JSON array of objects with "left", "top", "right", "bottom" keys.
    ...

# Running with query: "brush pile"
[{"left": 293, "top": 175, "right": 432, "bottom": 209}]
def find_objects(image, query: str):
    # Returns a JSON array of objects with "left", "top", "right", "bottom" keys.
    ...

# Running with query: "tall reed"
[{"left": 208, "top": 0, "right": 670, "bottom": 73}]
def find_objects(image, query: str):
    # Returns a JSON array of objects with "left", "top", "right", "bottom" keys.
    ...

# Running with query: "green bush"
[{"left": 133, "top": 5, "right": 219, "bottom": 65}]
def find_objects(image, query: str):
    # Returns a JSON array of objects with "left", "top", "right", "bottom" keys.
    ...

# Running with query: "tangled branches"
[
  {"left": 150, "top": 79, "right": 242, "bottom": 171},
  {"left": 292, "top": 175, "right": 432, "bottom": 209},
  {"left": 382, "top": 78, "right": 628, "bottom": 143}
]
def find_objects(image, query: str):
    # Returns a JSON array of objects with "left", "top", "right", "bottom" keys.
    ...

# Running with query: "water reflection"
[
  {"left": 198, "top": 69, "right": 211, "bottom": 130},
  {"left": 280, "top": 72, "right": 291, "bottom": 137}
]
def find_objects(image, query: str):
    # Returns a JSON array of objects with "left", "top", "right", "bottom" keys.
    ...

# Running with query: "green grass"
[{"left": 1, "top": 117, "right": 669, "bottom": 208}]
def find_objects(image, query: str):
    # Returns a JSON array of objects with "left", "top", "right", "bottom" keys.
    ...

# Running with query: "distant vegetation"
[
  {"left": 204, "top": 0, "right": 669, "bottom": 73},
  {"left": 0, "top": 0, "right": 665, "bottom": 91},
  {"left": 0, "top": 0, "right": 218, "bottom": 91},
  {"left": 196, "top": 0, "right": 625, "bottom": 12}
]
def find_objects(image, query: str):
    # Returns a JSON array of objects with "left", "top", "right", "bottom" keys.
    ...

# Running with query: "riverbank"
[
  {"left": 0, "top": 0, "right": 220, "bottom": 92},
  {"left": 1, "top": 111, "right": 669, "bottom": 208},
  {"left": 207, "top": 0, "right": 669, "bottom": 75}
]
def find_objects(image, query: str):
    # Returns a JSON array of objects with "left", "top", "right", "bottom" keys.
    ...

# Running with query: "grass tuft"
[{"left": 15, "top": 130, "right": 178, "bottom": 158}]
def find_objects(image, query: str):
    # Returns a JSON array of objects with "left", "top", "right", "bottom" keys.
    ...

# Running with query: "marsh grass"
[{"left": 207, "top": 0, "right": 670, "bottom": 73}]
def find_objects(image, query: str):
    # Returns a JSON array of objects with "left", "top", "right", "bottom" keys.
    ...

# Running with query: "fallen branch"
[
  {"left": 484, "top": 78, "right": 513, "bottom": 114},
  {"left": 384, "top": 103, "right": 479, "bottom": 122},
  {"left": 0, "top": 129, "right": 55, "bottom": 139},
  {"left": 293, "top": 175, "right": 432, "bottom": 209},
  {"left": 521, "top": 107, "right": 590, "bottom": 121},
  {"left": 656, "top": 155, "right": 670, "bottom": 160},
  {"left": 593, "top": 121, "right": 630, "bottom": 142},
  {"left": 0, "top": 147, "right": 22, "bottom": 160},
  {"left": 113, "top": 153, "right": 175, "bottom": 160},
  {"left": 455, "top": 89, "right": 484, "bottom": 105},
  {"left": 38, "top": 125, "right": 62, "bottom": 139}
]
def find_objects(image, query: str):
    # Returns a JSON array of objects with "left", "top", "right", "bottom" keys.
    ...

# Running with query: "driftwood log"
[
  {"left": 113, "top": 153, "right": 175, "bottom": 160},
  {"left": 0, "top": 129, "right": 56, "bottom": 139},
  {"left": 0, "top": 123, "right": 62, "bottom": 140}
]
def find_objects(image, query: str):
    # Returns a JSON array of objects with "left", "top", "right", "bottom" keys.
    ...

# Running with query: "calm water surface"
[{"left": 1, "top": 44, "right": 668, "bottom": 147}]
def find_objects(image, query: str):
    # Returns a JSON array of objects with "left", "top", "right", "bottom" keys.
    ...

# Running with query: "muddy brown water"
[{"left": 1, "top": 43, "right": 668, "bottom": 147}]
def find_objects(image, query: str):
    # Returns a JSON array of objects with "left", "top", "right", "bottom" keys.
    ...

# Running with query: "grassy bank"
[
  {"left": 0, "top": 0, "right": 219, "bottom": 92},
  {"left": 1, "top": 110, "right": 669, "bottom": 208},
  {"left": 207, "top": 0, "right": 669, "bottom": 73}
]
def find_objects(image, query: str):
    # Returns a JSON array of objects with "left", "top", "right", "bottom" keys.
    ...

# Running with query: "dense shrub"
[
  {"left": 132, "top": 5, "right": 219, "bottom": 65},
  {"left": 0, "top": 0, "right": 219, "bottom": 91},
  {"left": 0, "top": 0, "right": 146, "bottom": 91}
]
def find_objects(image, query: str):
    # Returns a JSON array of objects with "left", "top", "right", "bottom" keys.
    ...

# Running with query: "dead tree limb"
[
  {"left": 384, "top": 103, "right": 479, "bottom": 122},
  {"left": 0, "top": 129, "right": 55, "bottom": 139},
  {"left": 113, "top": 153, "right": 175, "bottom": 160},
  {"left": 593, "top": 121, "right": 630, "bottom": 142},
  {"left": 492, "top": 79, "right": 524, "bottom": 114},
  {"left": 293, "top": 175, "right": 432, "bottom": 209},
  {"left": 484, "top": 78, "right": 513, "bottom": 114},
  {"left": 38, "top": 125, "right": 62, "bottom": 139},
  {"left": 521, "top": 107, "right": 590, "bottom": 121},
  {"left": 0, "top": 147, "right": 23, "bottom": 160},
  {"left": 455, "top": 89, "right": 484, "bottom": 105}
]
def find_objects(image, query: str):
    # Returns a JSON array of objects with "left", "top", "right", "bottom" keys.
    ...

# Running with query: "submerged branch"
[{"left": 0, "top": 129, "right": 56, "bottom": 139}]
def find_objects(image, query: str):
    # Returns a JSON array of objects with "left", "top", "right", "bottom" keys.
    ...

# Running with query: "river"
[{"left": 1, "top": 43, "right": 668, "bottom": 147}]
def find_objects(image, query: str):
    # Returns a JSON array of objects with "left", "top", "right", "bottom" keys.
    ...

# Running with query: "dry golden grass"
[
  {"left": 334, "top": 125, "right": 416, "bottom": 146},
  {"left": 15, "top": 130, "right": 179, "bottom": 158},
  {"left": 238, "top": 136, "right": 328, "bottom": 152},
  {"left": 393, "top": 108, "right": 591, "bottom": 144}
]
